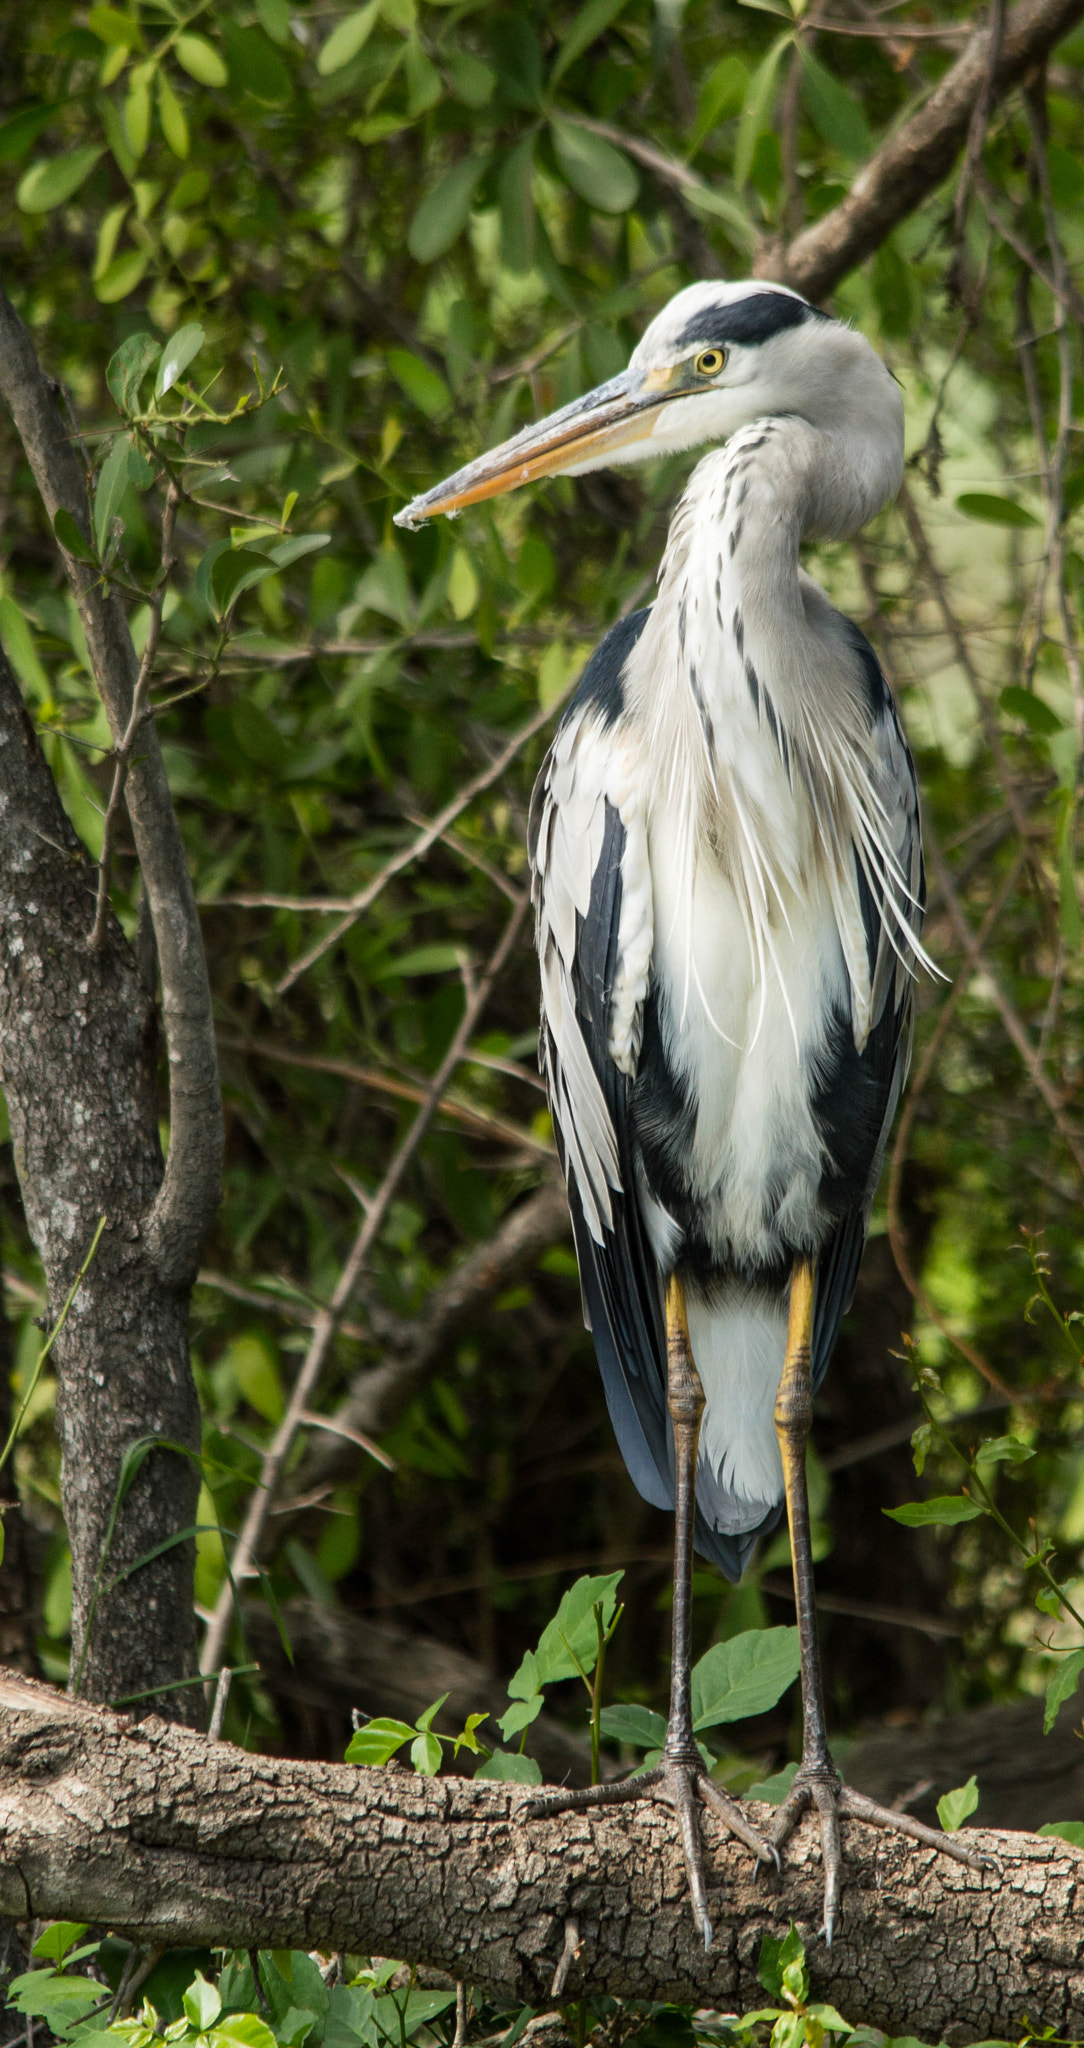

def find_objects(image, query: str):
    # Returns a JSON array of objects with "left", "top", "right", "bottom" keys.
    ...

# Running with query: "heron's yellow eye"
[{"left": 695, "top": 348, "right": 727, "bottom": 377}]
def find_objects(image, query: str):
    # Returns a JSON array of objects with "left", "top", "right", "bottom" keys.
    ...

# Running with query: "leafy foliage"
[{"left": 0, "top": 0, "right": 1082, "bottom": 1833}]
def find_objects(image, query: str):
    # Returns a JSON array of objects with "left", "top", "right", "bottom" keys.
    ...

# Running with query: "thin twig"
[
  {"left": 276, "top": 704, "right": 560, "bottom": 995},
  {"left": 550, "top": 1919, "right": 580, "bottom": 2000},
  {"left": 927, "top": 831, "right": 1084, "bottom": 1176},
  {"left": 216, "top": 1033, "right": 553, "bottom": 1157},
  {"left": 208, "top": 1666, "right": 233, "bottom": 1741},
  {"left": 201, "top": 898, "right": 529, "bottom": 1674}
]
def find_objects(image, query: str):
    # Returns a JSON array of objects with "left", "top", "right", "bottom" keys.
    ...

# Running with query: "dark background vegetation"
[{"left": 0, "top": 0, "right": 1082, "bottom": 1812}]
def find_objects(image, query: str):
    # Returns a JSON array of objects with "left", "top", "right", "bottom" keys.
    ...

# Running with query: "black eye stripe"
[{"left": 676, "top": 292, "right": 831, "bottom": 351}]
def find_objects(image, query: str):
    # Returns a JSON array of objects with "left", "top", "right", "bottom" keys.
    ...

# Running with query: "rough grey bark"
[
  {"left": 0, "top": 283, "right": 222, "bottom": 1288},
  {"left": 766, "top": 0, "right": 1084, "bottom": 300},
  {"left": 0, "top": 1673, "right": 1081, "bottom": 2041},
  {"left": 0, "top": 646, "right": 202, "bottom": 1718},
  {"left": 0, "top": 284, "right": 224, "bottom": 1717}
]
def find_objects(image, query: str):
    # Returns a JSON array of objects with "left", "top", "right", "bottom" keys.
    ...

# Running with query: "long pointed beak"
[{"left": 393, "top": 366, "right": 676, "bottom": 529}]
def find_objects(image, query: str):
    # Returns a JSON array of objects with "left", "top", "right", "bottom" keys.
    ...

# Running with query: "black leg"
[
  {"left": 770, "top": 1258, "right": 995, "bottom": 1943},
  {"left": 522, "top": 1272, "right": 774, "bottom": 1951}
]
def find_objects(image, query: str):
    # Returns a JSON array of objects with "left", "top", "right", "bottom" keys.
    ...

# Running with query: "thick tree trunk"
[
  {"left": 0, "top": 1672, "right": 1081, "bottom": 2042},
  {"left": 0, "top": 650, "right": 202, "bottom": 1717}
]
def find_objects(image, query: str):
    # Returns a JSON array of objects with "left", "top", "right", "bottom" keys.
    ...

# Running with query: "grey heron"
[{"left": 395, "top": 280, "right": 987, "bottom": 1946}]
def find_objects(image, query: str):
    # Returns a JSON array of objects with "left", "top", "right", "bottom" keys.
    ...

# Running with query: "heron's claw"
[
  {"left": 522, "top": 1759, "right": 775, "bottom": 1951},
  {"left": 771, "top": 1766, "right": 997, "bottom": 1945}
]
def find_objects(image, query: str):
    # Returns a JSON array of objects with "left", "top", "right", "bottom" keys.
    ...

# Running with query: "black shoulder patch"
[
  {"left": 840, "top": 616, "right": 892, "bottom": 722},
  {"left": 567, "top": 606, "right": 651, "bottom": 728},
  {"left": 677, "top": 292, "right": 832, "bottom": 352}
]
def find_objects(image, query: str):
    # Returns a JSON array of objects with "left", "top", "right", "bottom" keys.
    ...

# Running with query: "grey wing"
[
  {"left": 813, "top": 668, "right": 925, "bottom": 1388},
  {"left": 528, "top": 695, "right": 672, "bottom": 1513}
]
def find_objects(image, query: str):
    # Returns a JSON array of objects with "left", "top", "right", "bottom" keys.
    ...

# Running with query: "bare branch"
[
  {"left": 768, "top": 0, "right": 1084, "bottom": 299},
  {"left": 276, "top": 702, "right": 561, "bottom": 996},
  {"left": 0, "top": 285, "right": 221, "bottom": 1288},
  {"left": 201, "top": 901, "right": 530, "bottom": 1675},
  {"left": 91, "top": 484, "right": 181, "bottom": 950},
  {"left": 0, "top": 1675, "right": 1079, "bottom": 2042}
]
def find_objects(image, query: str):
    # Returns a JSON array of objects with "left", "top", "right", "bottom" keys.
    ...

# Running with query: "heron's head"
[{"left": 393, "top": 280, "right": 902, "bottom": 529}]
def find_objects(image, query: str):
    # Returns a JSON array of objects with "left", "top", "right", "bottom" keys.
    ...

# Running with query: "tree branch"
[
  {"left": 0, "top": 284, "right": 221, "bottom": 1287},
  {"left": 767, "top": 0, "right": 1084, "bottom": 299},
  {"left": 0, "top": 1674, "right": 1079, "bottom": 2040}
]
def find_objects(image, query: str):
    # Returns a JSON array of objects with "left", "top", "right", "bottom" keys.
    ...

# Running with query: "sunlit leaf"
[
  {"left": 17, "top": 145, "right": 103, "bottom": 213},
  {"left": 884, "top": 1496, "right": 984, "bottom": 1526},
  {"left": 598, "top": 1702, "right": 668, "bottom": 1750},
  {"left": 937, "top": 1774, "right": 979, "bottom": 1832},
  {"left": 1038, "top": 1821, "right": 1084, "bottom": 1848},
  {"left": 156, "top": 320, "right": 206, "bottom": 397},
  {"left": 799, "top": 48, "right": 870, "bottom": 158},
  {"left": 955, "top": 492, "right": 1039, "bottom": 527},
  {"left": 106, "top": 330, "right": 161, "bottom": 409},
  {"left": 316, "top": 3, "right": 381, "bottom": 75},
  {"left": 1044, "top": 1648, "right": 1084, "bottom": 1733},
  {"left": 473, "top": 1748, "right": 543, "bottom": 1783},
  {"left": 691, "top": 1626, "right": 800, "bottom": 1729},
  {"left": 387, "top": 348, "right": 451, "bottom": 419},
  {"left": 734, "top": 34, "right": 791, "bottom": 188},
  {"left": 175, "top": 33, "right": 228, "bottom": 87},
  {"left": 345, "top": 1716, "right": 415, "bottom": 1765}
]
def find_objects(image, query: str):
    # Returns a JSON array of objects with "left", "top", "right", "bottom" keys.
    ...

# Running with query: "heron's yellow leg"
[
  {"left": 773, "top": 1260, "right": 834, "bottom": 1771},
  {"left": 663, "top": 1273, "right": 705, "bottom": 1766}
]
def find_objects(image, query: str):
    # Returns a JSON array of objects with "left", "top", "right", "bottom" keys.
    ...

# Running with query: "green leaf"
[
  {"left": 1044, "top": 1647, "right": 1084, "bottom": 1734},
  {"left": 937, "top": 1774, "right": 979, "bottom": 1832},
  {"left": 17, "top": 145, "right": 103, "bottom": 213},
  {"left": 1038, "top": 1821, "right": 1084, "bottom": 1848},
  {"left": 317, "top": 3, "right": 382, "bottom": 75},
  {"left": 93, "top": 438, "right": 135, "bottom": 556},
  {"left": 551, "top": 0, "right": 628, "bottom": 84},
  {"left": 156, "top": 320, "right": 206, "bottom": 397},
  {"left": 88, "top": 5, "right": 145, "bottom": 46},
  {"left": 95, "top": 249, "right": 148, "bottom": 304},
  {"left": 31, "top": 1924, "right": 90, "bottom": 1966},
  {"left": 415, "top": 1692, "right": 449, "bottom": 1733},
  {"left": 550, "top": 119, "right": 638, "bottom": 213},
  {"left": 1048, "top": 142, "right": 1084, "bottom": 208},
  {"left": 498, "top": 133, "right": 535, "bottom": 274},
  {"left": 799, "top": 48, "right": 870, "bottom": 159},
  {"left": 211, "top": 547, "right": 280, "bottom": 617},
  {"left": 999, "top": 685, "right": 1063, "bottom": 736},
  {"left": 124, "top": 67, "right": 152, "bottom": 157},
  {"left": 735, "top": 34, "right": 791, "bottom": 188},
  {"left": 378, "top": 942, "right": 462, "bottom": 978},
  {"left": 691, "top": 1625, "right": 801, "bottom": 1730},
  {"left": 507, "top": 1570, "right": 624, "bottom": 1699},
  {"left": 973, "top": 1433, "right": 1034, "bottom": 1479},
  {"left": 175, "top": 33, "right": 228, "bottom": 87},
  {"left": 387, "top": 348, "right": 451, "bottom": 419},
  {"left": 106, "top": 330, "right": 161, "bottom": 409},
  {"left": 498, "top": 1694, "right": 544, "bottom": 1741},
  {"left": 473, "top": 1748, "right": 543, "bottom": 1783},
  {"left": 255, "top": 0, "right": 292, "bottom": 42},
  {"left": 758, "top": 1923, "right": 806, "bottom": 2001},
  {"left": 453, "top": 1711, "right": 490, "bottom": 1756},
  {"left": 157, "top": 71, "right": 189, "bottom": 159},
  {"left": 184, "top": 1972, "right": 223, "bottom": 2033},
  {"left": 214, "top": 2017, "right": 280, "bottom": 2048},
  {"left": 0, "top": 104, "right": 61, "bottom": 165},
  {"left": 221, "top": 22, "right": 292, "bottom": 102},
  {"left": 0, "top": 595, "right": 50, "bottom": 697},
  {"left": 955, "top": 492, "right": 1039, "bottom": 528},
  {"left": 345, "top": 1716, "right": 415, "bottom": 1765},
  {"left": 690, "top": 55, "right": 748, "bottom": 154},
  {"left": 265, "top": 533, "right": 330, "bottom": 570},
  {"left": 598, "top": 1702, "right": 668, "bottom": 1749},
  {"left": 408, "top": 155, "right": 490, "bottom": 263},
  {"left": 52, "top": 508, "right": 97, "bottom": 564},
  {"left": 747, "top": 1760, "right": 798, "bottom": 1805},
  {"left": 1057, "top": 790, "right": 1081, "bottom": 947},
  {"left": 884, "top": 1496, "right": 984, "bottom": 1526},
  {"left": 410, "top": 1731, "right": 442, "bottom": 1775},
  {"left": 6, "top": 1971, "right": 107, "bottom": 2035}
]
